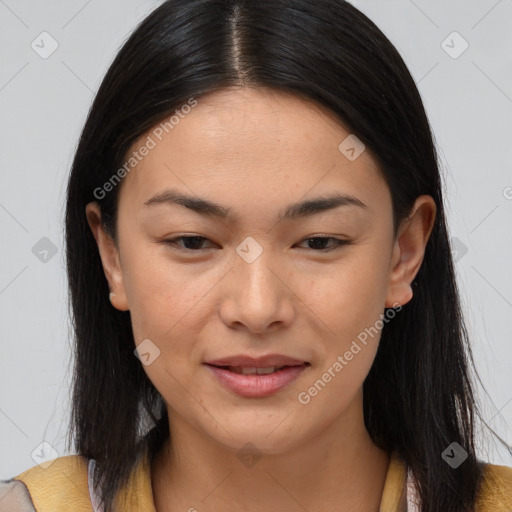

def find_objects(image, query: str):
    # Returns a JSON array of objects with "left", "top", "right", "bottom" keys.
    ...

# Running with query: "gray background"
[{"left": 0, "top": 0, "right": 511, "bottom": 478}]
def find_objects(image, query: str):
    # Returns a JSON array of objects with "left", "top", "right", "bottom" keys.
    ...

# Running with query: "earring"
[{"left": 109, "top": 292, "right": 116, "bottom": 303}]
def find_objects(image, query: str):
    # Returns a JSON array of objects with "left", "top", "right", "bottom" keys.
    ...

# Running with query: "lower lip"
[{"left": 204, "top": 364, "right": 309, "bottom": 398}]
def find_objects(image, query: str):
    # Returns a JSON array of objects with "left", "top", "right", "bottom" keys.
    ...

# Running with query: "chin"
[{"left": 206, "top": 424, "right": 304, "bottom": 457}]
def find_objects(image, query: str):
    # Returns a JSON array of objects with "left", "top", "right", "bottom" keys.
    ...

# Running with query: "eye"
[
  {"left": 162, "top": 235, "right": 215, "bottom": 251},
  {"left": 294, "top": 236, "right": 351, "bottom": 252}
]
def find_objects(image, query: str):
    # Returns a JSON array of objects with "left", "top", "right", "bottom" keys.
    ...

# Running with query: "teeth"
[
  {"left": 255, "top": 367, "right": 277, "bottom": 375},
  {"left": 228, "top": 366, "right": 284, "bottom": 375}
]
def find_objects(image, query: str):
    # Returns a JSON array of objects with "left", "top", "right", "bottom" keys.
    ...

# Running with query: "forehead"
[{"left": 117, "top": 87, "right": 389, "bottom": 216}]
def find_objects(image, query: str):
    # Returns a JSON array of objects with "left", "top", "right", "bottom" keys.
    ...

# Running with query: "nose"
[{"left": 218, "top": 248, "right": 295, "bottom": 334}]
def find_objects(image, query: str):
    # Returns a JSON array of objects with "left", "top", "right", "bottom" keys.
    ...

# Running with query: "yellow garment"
[{"left": 1, "top": 449, "right": 511, "bottom": 511}]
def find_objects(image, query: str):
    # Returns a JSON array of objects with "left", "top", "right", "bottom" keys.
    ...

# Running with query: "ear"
[
  {"left": 85, "top": 201, "right": 130, "bottom": 311},
  {"left": 385, "top": 195, "right": 437, "bottom": 308}
]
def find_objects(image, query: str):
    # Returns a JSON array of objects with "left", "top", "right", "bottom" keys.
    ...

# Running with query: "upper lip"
[{"left": 204, "top": 354, "right": 310, "bottom": 368}]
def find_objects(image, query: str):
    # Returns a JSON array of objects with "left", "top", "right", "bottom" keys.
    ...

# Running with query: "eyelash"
[{"left": 161, "top": 235, "right": 352, "bottom": 253}]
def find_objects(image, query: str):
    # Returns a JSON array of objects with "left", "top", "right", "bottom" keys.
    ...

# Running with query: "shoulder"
[
  {"left": 475, "top": 462, "right": 512, "bottom": 511},
  {"left": 0, "top": 455, "right": 92, "bottom": 512}
]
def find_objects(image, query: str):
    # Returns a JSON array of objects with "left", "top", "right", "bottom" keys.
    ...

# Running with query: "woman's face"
[{"left": 87, "top": 87, "right": 434, "bottom": 455}]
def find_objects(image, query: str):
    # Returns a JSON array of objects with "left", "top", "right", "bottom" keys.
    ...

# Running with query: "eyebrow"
[{"left": 143, "top": 189, "right": 367, "bottom": 221}]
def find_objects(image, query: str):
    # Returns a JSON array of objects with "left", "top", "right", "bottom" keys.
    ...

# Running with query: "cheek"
[
  {"left": 303, "top": 253, "right": 389, "bottom": 333},
  {"left": 123, "top": 251, "right": 207, "bottom": 403},
  {"left": 121, "top": 245, "right": 220, "bottom": 341},
  {"left": 298, "top": 253, "right": 389, "bottom": 394}
]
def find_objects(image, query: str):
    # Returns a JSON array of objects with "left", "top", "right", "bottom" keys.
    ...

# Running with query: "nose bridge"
[
  {"left": 234, "top": 235, "right": 281, "bottom": 301},
  {"left": 219, "top": 235, "right": 294, "bottom": 332}
]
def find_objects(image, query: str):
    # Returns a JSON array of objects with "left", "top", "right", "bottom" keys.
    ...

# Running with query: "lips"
[
  {"left": 203, "top": 354, "right": 311, "bottom": 397},
  {"left": 205, "top": 363, "right": 310, "bottom": 397},
  {"left": 204, "top": 354, "right": 310, "bottom": 368}
]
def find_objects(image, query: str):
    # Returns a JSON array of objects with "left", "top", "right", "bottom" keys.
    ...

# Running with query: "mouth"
[
  {"left": 205, "top": 363, "right": 310, "bottom": 375},
  {"left": 203, "top": 359, "right": 311, "bottom": 398},
  {"left": 204, "top": 353, "right": 310, "bottom": 368}
]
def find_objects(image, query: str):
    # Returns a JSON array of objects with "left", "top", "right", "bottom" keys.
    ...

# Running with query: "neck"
[{"left": 151, "top": 392, "right": 390, "bottom": 512}]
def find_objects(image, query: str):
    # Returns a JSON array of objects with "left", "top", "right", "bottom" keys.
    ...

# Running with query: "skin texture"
[{"left": 86, "top": 87, "right": 436, "bottom": 512}]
